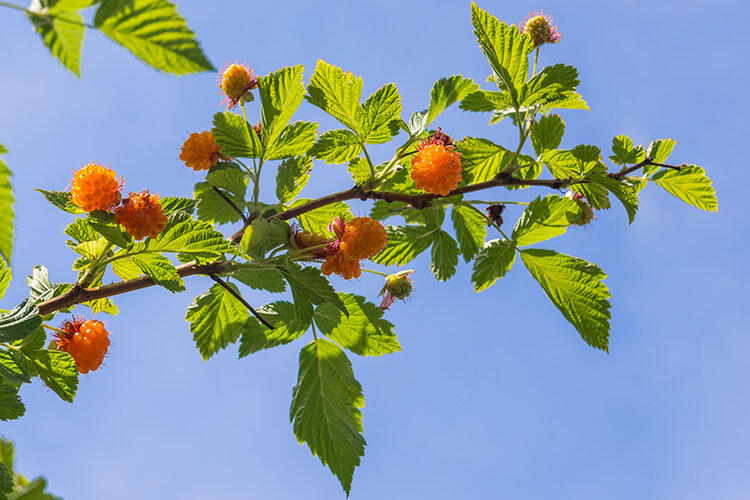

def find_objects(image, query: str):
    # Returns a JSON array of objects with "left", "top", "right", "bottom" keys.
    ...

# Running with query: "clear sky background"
[{"left": 0, "top": 0, "right": 746, "bottom": 498}]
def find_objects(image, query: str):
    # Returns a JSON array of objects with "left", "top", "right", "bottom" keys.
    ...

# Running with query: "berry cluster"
[
  {"left": 320, "top": 217, "right": 388, "bottom": 280},
  {"left": 54, "top": 317, "right": 111, "bottom": 374},
  {"left": 410, "top": 130, "right": 463, "bottom": 196}
]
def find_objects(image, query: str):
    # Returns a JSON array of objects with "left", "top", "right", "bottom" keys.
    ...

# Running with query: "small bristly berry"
[
  {"left": 71, "top": 163, "right": 121, "bottom": 212},
  {"left": 339, "top": 217, "right": 388, "bottom": 260},
  {"left": 114, "top": 190, "right": 167, "bottom": 240},
  {"left": 179, "top": 131, "right": 224, "bottom": 171},
  {"left": 521, "top": 11, "right": 562, "bottom": 48},
  {"left": 571, "top": 193, "right": 595, "bottom": 226},
  {"left": 219, "top": 63, "right": 258, "bottom": 108},
  {"left": 55, "top": 317, "right": 111, "bottom": 374},
  {"left": 411, "top": 143, "right": 462, "bottom": 196},
  {"left": 378, "top": 270, "right": 415, "bottom": 310}
]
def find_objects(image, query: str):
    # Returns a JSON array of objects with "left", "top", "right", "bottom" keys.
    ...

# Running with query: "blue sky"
[{"left": 0, "top": 0, "right": 746, "bottom": 498}]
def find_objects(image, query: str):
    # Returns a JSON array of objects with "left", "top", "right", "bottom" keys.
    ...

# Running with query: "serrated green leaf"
[
  {"left": 159, "top": 196, "right": 197, "bottom": 215},
  {"left": 265, "top": 121, "right": 318, "bottom": 160},
  {"left": 292, "top": 200, "right": 352, "bottom": 236},
  {"left": 239, "top": 218, "right": 290, "bottom": 261},
  {"left": 94, "top": 0, "right": 214, "bottom": 75},
  {"left": 8, "top": 476, "right": 62, "bottom": 500},
  {"left": 589, "top": 174, "right": 639, "bottom": 223},
  {"left": 0, "top": 384, "right": 24, "bottom": 421},
  {"left": 143, "top": 212, "right": 238, "bottom": 258},
  {"left": 309, "top": 129, "right": 361, "bottom": 164},
  {"left": 471, "top": 238, "right": 516, "bottom": 292},
  {"left": 206, "top": 163, "right": 247, "bottom": 197},
  {"left": 512, "top": 195, "right": 579, "bottom": 246},
  {"left": 28, "top": 6, "right": 85, "bottom": 77},
  {"left": 211, "top": 111, "right": 261, "bottom": 158},
  {"left": 359, "top": 83, "right": 401, "bottom": 144},
  {"left": 238, "top": 301, "right": 308, "bottom": 357},
  {"left": 459, "top": 89, "right": 510, "bottom": 113},
  {"left": 63, "top": 219, "right": 98, "bottom": 244},
  {"left": 306, "top": 60, "right": 363, "bottom": 132},
  {"left": 530, "top": 114, "right": 565, "bottom": 156},
  {"left": 290, "top": 338, "right": 365, "bottom": 495},
  {"left": 0, "top": 351, "right": 30, "bottom": 384},
  {"left": 652, "top": 166, "right": 718, "bottom": 212},
  {"left": 371, "top": 225, "right": 436, "bottom": 266},
  {"left": 259, "top": 66, "right": 306, "bottom": 148},
  {"left": 0, "top": 150, "right": 13, "bottom": 264},
  {"left": 194, "top": 182, "right": 243, "bottom": 225},
  {"left": 276, "top": 157, "right": 312, "bottom": 203},
  {"left": 347, "top": 157, "right": 371, "bottom": 185},
  {"left": 314, "top": 293, "right": 399, "bottom": 356},
  {"left": 0, "top": 260, "right": 10, "bottom": 302},
  {"left": 28, "top": 350, "right": 78, "bottom": 402},
  {"left": 451, "top": 203, "right": 487, "bottom": 262},
  {"left": 520, "top": 249, "right": 611, "bottom": 351},
  {"left": 278, "top": 265, "right": 345, "bottom": 324},
  {"left": 0, "top": 461, "right": 11, "bottom": 494},
  {"left": 87, "top": 218, "right": 131, "bottom": 248},
  {"left": 0, "top": 300, "right": 42, "bottom": 343},
  {"left": 609, "top": 135, "right": 645, "bottom": 166},
  {"left": 429, "top": 231, "right": 459, "bottom": 281},
  {"left": 131, "top": 253, "right": 185, "bottom": 292},
  {"left": 25, "top": 266, "right": 54, "bottom": 303},
  {"left": 110, "top": 255, "right": 142, "bottom": 280},
  {"left": 520, "top": 64, "right": 579, "bottom": 107},
  {"left": 232, "top": 266, "right": 286, "bottom": 293},
  {"left": 426, "top": 75, "right": 479, "bottom": 124},
  {"left": 185, "top": 283, "right": 249, "bottom": 360},
  {"left": 459, "top": 137, "right": 512, "bottom": 183},
  {"left": 35, "top": 189, "right": 84, "bottom": 214},
  {"left": 643, "top": 138, "right": 677, "bottom": 176}
]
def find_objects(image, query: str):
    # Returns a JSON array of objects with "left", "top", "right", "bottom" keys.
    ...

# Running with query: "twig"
[
  {"left": 211, "top": 186, "right": 249, "bottom": 223},
  {"left": 608, "top": 158, "right": 684, "bottom": 180},
  {"left": 208, "top": 274, "right": 274, "bottom": 330}
]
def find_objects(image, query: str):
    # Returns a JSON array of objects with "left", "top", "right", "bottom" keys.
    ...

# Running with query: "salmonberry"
[
  {"left": 571, "top": 192, "right": 595, "bottom": 226},
  {"left": 485, "top": 204, "right": 506, "bottom": 227},
  {"left": 378, "top": 270, "right": 415, "bottom": 310},
  {"left": 55, "top": 317, "right": 111, "bottom": 374},
  {"left": 71, "top": 163, "right": 121, "bottom": 212},
  {"left": 521, "top": 10, "right": 561, "bottom": 47},
  {"left": 114, "top": 190, "right": 167, "bottom": 240},
  {"left": 338, "top": 217, "right": 388, "bottom": 260},
  {"left": 179, "top": 131, "right": 225, "bottom": 171},
  {"left": 411, "top": 143, "right": 462, "bottom": 197},
  {"left": 219, "top": 63, "right": 258, "bottom": 108},
  {"left": 321, "top": 251, "right": 362, "bottom": 280}
]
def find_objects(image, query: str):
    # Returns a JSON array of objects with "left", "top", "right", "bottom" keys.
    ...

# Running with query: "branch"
[
  {"left": 608, "top": 158, "right": 684, "bottom": 180},
  {"left": 209, "top": 274, "right": 274, "bottom": 329}
]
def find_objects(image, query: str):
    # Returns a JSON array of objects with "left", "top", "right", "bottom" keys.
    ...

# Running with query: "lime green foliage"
[
  {"left": 290, "top": 339, "right": 365, "bottom": 495},
  {"left": 512, "top": 195, "right": 579, "bottom": 246},
  {"left": 653, "top": 166, "right": 718, "bottom": 212},
  {"left": 186, "top": 283, "right": 249, "bottom": 360},
  {"left": 0, "top": 437, "right": 62, "bottom": 499},
  {"left": 0, "top": 145, "right": 13, "bottom": 264},
  {"left": 28, "top": 2, "right": 85, "bottom": 76},
  {"left": 472, "top": 239, "right": 516, "bottom": 292}
]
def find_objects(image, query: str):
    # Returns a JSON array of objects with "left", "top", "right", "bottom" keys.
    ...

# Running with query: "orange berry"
[
  {"left": 339, "top": 217, "right": 388, "bottom": 260},
  {"left": 179, "top": 131, "right": 223, "bottom": 171},
  {"left": 410, "top": 143, "right": 462, "bottom": 196},
  {"left": 55, "top": 318, "right": 111, "bottom": 374},
  {"left": 114, "top": 190, "right": 167, "bottom": 240},
  {"left": 219, "top": 63, "right": 258, "bottom": 107},
  {"left": 71, "top": 163, "right": 121, "bottom": 212},
  {"left": 321, "top": 251, "right": 362, "bottom": 280}
]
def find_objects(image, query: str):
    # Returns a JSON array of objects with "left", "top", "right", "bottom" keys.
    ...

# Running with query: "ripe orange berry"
[
  {"left": 71, "top": 163, "right": 121, "bottom": 212},
  {"left": 219, "top": 63, "right": 258, "bottom": 107},
  {"left": 321, "top": 251, "right": 362, "bottom": 280},
  {"left": 339, "top": 217, "right": 387, "bottom": 260},
  {"left": 410, "top": 143, "right": 462, "bottom": 196},
  {"left": 179, "top": 131, "right": 223, "bottom": 171},
  {"left": 55, "top": 318, "right": 111, "bottom": 374},
  {"left": 114, "top": 190, "right": 167, "bottom": 240}
]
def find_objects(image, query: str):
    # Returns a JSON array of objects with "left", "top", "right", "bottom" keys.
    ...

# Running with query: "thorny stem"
[
  {"left": 208, "top": 274, "right": 274, "bottom": 329},
  {"left": 0, "top": 1, "right": 97, "bottom": 28}
]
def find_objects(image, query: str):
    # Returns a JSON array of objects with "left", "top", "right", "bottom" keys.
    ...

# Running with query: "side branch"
[{"left": 608, "top": 158, "right": 684, "bottom": 180}]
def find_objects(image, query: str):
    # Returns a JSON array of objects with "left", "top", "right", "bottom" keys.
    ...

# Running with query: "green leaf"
[
  {"left": 144, "top": 212, "right": 238, "bottom": 258},
  {"left": 259, "top": 65, "right": 306, "bottom": 148},
  {"left": 426, "top": 75, "right": 479, "bottom": 124},
  {"left": 0, "top": 260, "right": 10, "bottom": 302},
  {"left": 194, "top": 163, "right": 248, "bottom": 224},
  {"left": 643, "top": 138, "right": 676, "bottom": 176},
  {"left": 0, "top": 461, "right": 11, "bottom": 494},
  {"left": 589, "top": 174, "right": 639, "bottom": 223},
  {"left": 371, "top": 225, "right": 435, "bottom": 266},
  {"left": 470, "top": 3, "right": 533, "bottom": 102},
  {"left": 430, "top": 231, "right": 459, "bottom": 281},
  {"left": 652, "top": 166, "right": 718, "bottom": 212},
  {"left": 239, "top": 218, "right": 290, "bottom": 261},
  {"left": 159, "top": 196, "right": 197, "bottom": 215},
  {"left": 0, "top": 384, "right": 24, "bottom": 421},
  {"left": 27, "top": 350, "right": 78, "bottom": 402},
  {"left": 64, "top": 219, "right": 98, "bottom": 244},
  {"left": 232, "top": 267, "right": 286, "bottom": 293},
  {"left": 306, "top": 60, "right": 363, "bottom": 132},
  {"left": 185, "top": 283, "right": 249, "bottom": 360},
  {"left": 278, "top": 265, "right": 345, "bottom": 324},
  {"left": 609, "top": 135, "right": 645, "bottom": 166},
  {"left": 276, "top": 157, "right": 312, "bottom": 203},
  {"left": 471, "top": 238, "right": 516, "bottom": 292},
  {"left": 451, "top": 203, "right": 487, "bottom": 262},
  {"left": 35, "top": 189, "right": 84, "bottom": 214},
  {"left": 520, "top": 249, "right": 611, "bottom": 351},
  {"left": 206, "top": 163, "right": 247, "bottom": 197},
  {"left": 347, "top": 157, "right": 371, "bottom": 185},
  {"left": 290, "top": 339, "right": 365, "bottom": 495},
  {"left": 315, "top": 293, "right": 399, "bottom": 356},
  {"left": 359, "top": 83, "right": 402, "bottom": 144},
  {"left": 458, "top": 137, "right": 512, "bottom": 183},
  {"left": 212, "top": 111, "right": 261, "bottom": 158},
  {"left": 25, "top": 266, "right": 54, "bottom": 303},
  {"left": 265, "top": 121, "right": 318, "bottom": 160},
  {"left": 8, "top": 477, "right": 62, "bottom": 500},
  {"left": 28, "top": 6, "right": 85, "bottom": 77},
  {"left": 0, "top": 148, "right": 13, "bottom": 263},
  {"left": 87, "top": 217, "right": 131, "bottom": 248},
  {"left": 110, "top": 255, "right": 141, "bottom": 280},
  {"left": 530, "top": 114, "right": 565, "bottom": 156},
  {"left": 0, "top": 300, "right": 42, "bottom": 343},
  {"left": 520, "top": 64, "right": 579, "bottom": 107},
  {"left": 309, "top": 129, "right": 361, "bottom": 164},
  {"left": 238, "top": 301, "right": 308, "bottom": 357},
  {"left": 459, "top": 89, "right": 509, "bottom": 113},
  {"left": 93, "top": 0, "right": 214, "bottom": 75},
  {"left": 512, "top": 195, "right": 579, "bottom": 246},
  {"left": 0, "top": 351, "right": 30, "bottom": 384},
  {"left": 131, "top": 253, "right": 185, "bottom": 292},
  {"left": 292, "top": 200, "right": 352, "bottom": 236}
]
